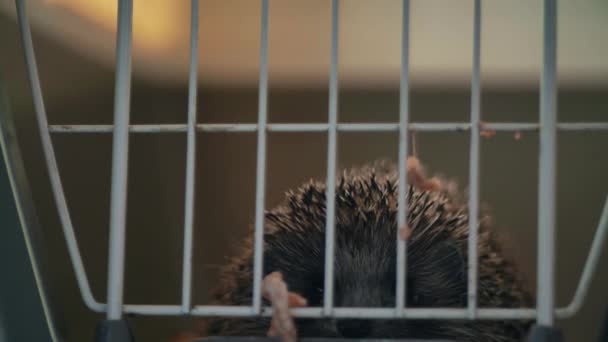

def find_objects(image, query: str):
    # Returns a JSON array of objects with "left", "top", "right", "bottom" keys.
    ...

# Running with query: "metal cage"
[{"left": 2, "top": 0, "right": 608, "bottom": 341}]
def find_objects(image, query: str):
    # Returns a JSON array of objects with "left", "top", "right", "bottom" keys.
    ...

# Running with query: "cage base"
[
  {"left": 526, "top": 325, "right": 563, "bottom": 342},
  {"left": 95, "top": 319, "right": 134, "bottom": 342}
]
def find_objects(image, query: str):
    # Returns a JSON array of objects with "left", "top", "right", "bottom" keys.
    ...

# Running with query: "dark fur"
[{"left": 204, "top": 161, "right": 534, "bottom": 341}]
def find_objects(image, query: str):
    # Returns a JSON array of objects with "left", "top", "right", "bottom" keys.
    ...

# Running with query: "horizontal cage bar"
[
  {"left": 83, "top": 304, "right": 588, "bottom": 320},
  {"left": 47, "top": 122, "right": 608, "bottom": 134}
]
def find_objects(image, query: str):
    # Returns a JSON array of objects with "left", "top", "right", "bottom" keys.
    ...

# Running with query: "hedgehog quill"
[{"left": 175, "top": 156, "right": 533, "bottom": 341}]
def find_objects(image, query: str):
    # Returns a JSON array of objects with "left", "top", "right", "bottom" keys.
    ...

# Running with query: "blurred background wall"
[{"left": 0, "top": 1, "right": 607, "bottom": 341}]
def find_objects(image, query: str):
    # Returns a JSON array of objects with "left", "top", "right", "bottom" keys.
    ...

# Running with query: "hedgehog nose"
[{"left": 337, "top": 319, "right": 372, "bottom": 338}]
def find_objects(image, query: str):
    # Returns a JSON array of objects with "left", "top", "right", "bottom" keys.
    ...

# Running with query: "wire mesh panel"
[{"left": 9, "top": 0, "right": 608, "bottom": 340}]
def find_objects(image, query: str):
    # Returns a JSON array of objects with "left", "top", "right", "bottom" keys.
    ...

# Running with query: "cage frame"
[{"left": 4, "top": 0, "right": 608, "bottom": 341}]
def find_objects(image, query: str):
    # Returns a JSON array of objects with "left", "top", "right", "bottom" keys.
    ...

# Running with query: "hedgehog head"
[{"left": 205, "top": 161, "right": 533, "bottom": 341}]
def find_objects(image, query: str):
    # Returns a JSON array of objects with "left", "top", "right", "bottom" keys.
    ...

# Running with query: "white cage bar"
[
  {"left": 323, "top": 0, "right": 339, "bottom": 315},
  {"left": 181, "top": 0, "right": 200, "bottom": 313},
  {"left": 467, "top": 0, "right": 482, "bottom": 320},
  {"left": 15, "top": 0, "right": 105, "bottom": 313},
  {"left": 395, "top": 0, "right": 410, "bottom": 314},
  {"left": 536, "top": 0, "right": 558, "bottom": 326},
  {"left": 252, "top": 0, "right": 270, "bottom": 314},
  {"left": 47, "top": 122, "right": 608, "bottom": 134},
  {"left": 105, "top": 0, "right": 133, "bottom": 321},
  {"left": 13, "top": 0, "right": 608, "bottom": 324}
]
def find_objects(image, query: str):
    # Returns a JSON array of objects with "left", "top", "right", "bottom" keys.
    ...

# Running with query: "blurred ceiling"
[{"left": 1, "top": 0, "right": 607, "bottom": 88}]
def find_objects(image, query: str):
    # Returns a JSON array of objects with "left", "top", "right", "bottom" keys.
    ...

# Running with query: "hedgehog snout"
[{"left": 337, "top": 279, "right": 394, "bottom": 308}]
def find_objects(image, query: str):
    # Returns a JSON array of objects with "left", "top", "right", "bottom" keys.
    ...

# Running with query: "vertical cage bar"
[
  {"left": 537, "top": 0, "right": 558, "bottom": 326},
  {"left": 181, "top": 0, "right": 200, "bottom": 313},
  {"left": 252, "top": 0, "right": 270, "bottom": 314},
  {"left": 395, "top": 0, "right": 410, "bottom": 314},
  {"left": 467, "top": 0, "right": 481, "bottom": 319},
  {"left": 323, "top": 0, "right": 340, "bottom": 315},
  {"left": 14, "top": 0, "right": 103, "bottom": 312},
  {"left": 106, "top": 0, "right": 134, "bottom": 320},
  {"left": 561, "top": 195, "right": 608, "bottom": 316}
]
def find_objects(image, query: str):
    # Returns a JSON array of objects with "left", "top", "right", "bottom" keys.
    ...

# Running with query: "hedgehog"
[{"left": 177, "top": 157, "right": 534, "bottom": 341}]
